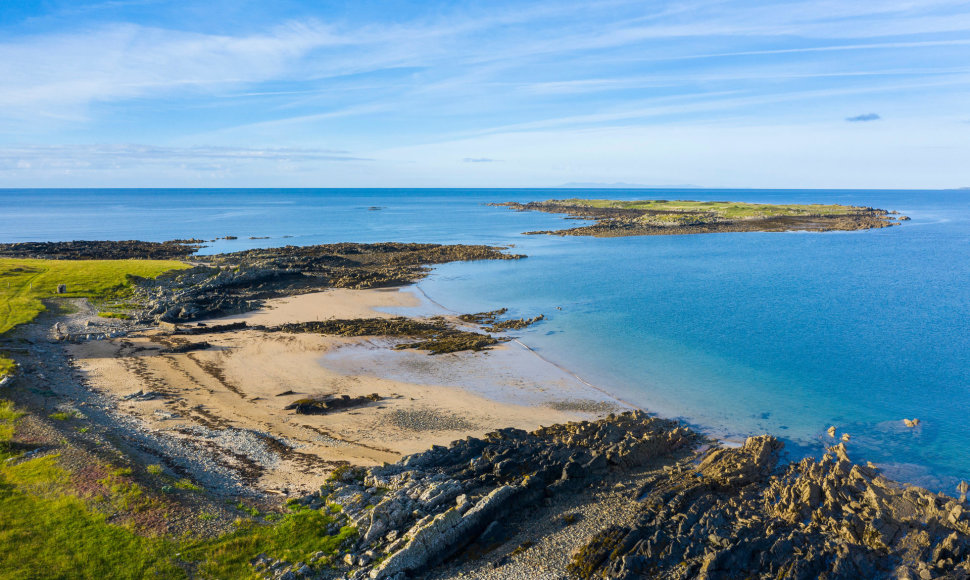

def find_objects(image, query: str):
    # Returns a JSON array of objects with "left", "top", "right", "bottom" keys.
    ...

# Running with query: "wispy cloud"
[
  {"left": 0, "top": 0, "right": 968, "bottom": 186},
  {"left": 0, "top": 144, "right": 368, "bottom": 172},
  {"left": 846, "top": 113, "right": 882, "bottom": 122}
]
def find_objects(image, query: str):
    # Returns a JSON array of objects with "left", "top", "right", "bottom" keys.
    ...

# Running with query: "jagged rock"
[
  {"left": 697, "top": 435, "right": 783, "bottom": 489},
  {"left": 302, "top": 412, "right": 970, "bottom": 580}
]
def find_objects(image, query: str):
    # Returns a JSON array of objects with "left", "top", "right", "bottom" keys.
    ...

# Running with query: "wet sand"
[{"left": 69, "top": 287, "right": 626, "bottom": 495}]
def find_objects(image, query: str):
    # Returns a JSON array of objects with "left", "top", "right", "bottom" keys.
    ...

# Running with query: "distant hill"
[{"left": 557, "top": 182, "right": 701, "bottom": 189}]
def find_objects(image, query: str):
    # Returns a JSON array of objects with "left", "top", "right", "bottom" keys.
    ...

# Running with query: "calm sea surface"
[{"left": 2, "top": 188, "right": 968, "bottom": 491}]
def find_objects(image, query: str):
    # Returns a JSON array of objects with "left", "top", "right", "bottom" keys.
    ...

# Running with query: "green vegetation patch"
[
  {"left": 182, "top": 511, "right": 357, "bottom": 578},
  {"left": 0, "top": 258, "right": 188, "bottom": 377},
  {"left": 493, "top": 198, "right": 899, "bottom": 237},
  {"left": 0, "top": 358, "right": 15, "bottom": 379},
  {"left": 546, "top": 198, "right": 867, "bottom": 219},
  {"left": 0, "top": 398, "right": 358, "bottom": 578},
  {"left": 277, "top": 316, "right": 504, "bottom": 354},
  {"left": 0, "top": 257, "right": 189, "bottom": 336},
  {"left": 97, "top": 311, "right": 131, "bottom": 320},
  {"left": 0, "top": 399, "right": 25, "bottom": 454}
]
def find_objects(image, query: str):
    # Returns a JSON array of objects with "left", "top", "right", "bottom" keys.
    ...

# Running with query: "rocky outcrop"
[
  {"left": 258, "top": 413, "right": 970, "bottom": 580},
  {"left": 570, "top": 439, "right": 970, "bottom": 579},
  {"left": 0, "top": 239, "right": 202, "bottom": 260},
  {"left": 284, "top": 394, "right": 382, "bottom": 415},
  {"left": 135, "top": 243, "right": 524, "bottom": 323},
  {"left": 275, "top": 411, "right": 695, "bottom": 580}
]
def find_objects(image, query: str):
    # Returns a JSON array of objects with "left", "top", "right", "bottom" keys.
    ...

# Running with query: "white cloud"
[{"left": 0, "top": 144, "right": 367, "bottom": 172}]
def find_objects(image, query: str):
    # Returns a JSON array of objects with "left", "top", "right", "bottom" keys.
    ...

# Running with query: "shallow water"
[{"left": 2, "top": 187, "right": 968, "bottom": 491}]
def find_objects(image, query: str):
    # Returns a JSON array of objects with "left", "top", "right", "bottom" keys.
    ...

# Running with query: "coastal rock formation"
[
  {"left": 0, "top": 239, "right": 203, "bottom": 260},
  {"left": 272, "top": 412, "right": 696, "bottom": 579},
  {"left": 457, "top": 308, "right": 545, "bottom": 332},
  {"left": 260, "top": 413, "right": 970, "bottom": 580},
  {"left": 276, "top": 317, "right": 504, "bottom": 354},
  {"left": 492, "top": 199, "right": 902, "bottom": 237},
  {"left": 135, "top": 243, "right": 523, "bottom": 322},
  {"left": 571, "top": 439, "right": 970, "bottom": 579},
  {"left": 284, "top": 394, "right": 382, "bottom": 415}
]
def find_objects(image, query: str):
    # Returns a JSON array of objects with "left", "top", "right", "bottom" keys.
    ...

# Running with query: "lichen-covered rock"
[{"left": 573, "top": 439, "right": 970, "bottom": 580}]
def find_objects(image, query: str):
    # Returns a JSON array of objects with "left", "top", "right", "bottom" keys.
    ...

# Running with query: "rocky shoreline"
[
  {"left": 0, "top": 239, "right": 204, "bottom": 260},
  {"left": 268, "top": 413, "right": 970, "bottom": 580},
  {"left": 135, "top": 242, "right": 524, "bottom": 322},
  {"left": 492, "top": 199, "right": 907, "bottom": 236},
  {"left": 4, "top": 239, "right": 969, "bottom": 579}
]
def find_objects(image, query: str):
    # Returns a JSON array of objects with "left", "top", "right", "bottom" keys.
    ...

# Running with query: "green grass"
[
  {"left": 0, "top": 400, "right": 24, "bottom": 452},
  {"left": 0, "top": 399, "right": 357, "bottom": 579},
  {"left": 0, "top": 257, "right": 188, "bottom": 336},
  {"left": 0, "top": 258, "right": 188, "bottom": 377},
  {"left": 174, "top": 478, "right": 203, "bottom": 492},
  {"left": 0, "top": 358, "right": 15, "bottom": 378},
  {"left": 97, "top": 312, "right": 131, "bottom": 320},
  {"left": 181, "top": 512, "right": 357, "bottom": 578},
  {"left": 48, "top": 411, "right": 80, "bottom": 421},
  {"left": 0, "top": 456, "right": 184, "bottom": 580},
  {"left": 550, "top": 198, "right": 866, "bottom": 219}
]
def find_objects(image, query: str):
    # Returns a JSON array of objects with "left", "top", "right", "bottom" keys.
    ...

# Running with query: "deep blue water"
[{"left": 2, "top": 188, "right": 968, "bottom": 491}]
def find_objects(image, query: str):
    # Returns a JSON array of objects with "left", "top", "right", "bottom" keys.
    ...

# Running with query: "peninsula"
[{"left": 493, "top": 199, "right": 908, "bottom": 236}]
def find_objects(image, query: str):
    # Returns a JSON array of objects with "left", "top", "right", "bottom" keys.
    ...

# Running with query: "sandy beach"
[{"left": 69, "top": 287, "right": 625, "bottom": 495}]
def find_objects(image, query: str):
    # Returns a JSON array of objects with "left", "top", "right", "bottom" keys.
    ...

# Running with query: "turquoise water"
[{"left": 2, "top": 188, "right": 968, "bottom": 490}]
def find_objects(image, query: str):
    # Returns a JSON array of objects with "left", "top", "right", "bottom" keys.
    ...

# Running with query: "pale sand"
[{"left": 69, "top": 287, "right": 626, "bottom": 495}]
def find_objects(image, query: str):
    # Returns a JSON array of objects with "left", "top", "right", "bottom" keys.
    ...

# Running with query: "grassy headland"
[
  {"left": 0, "top": 258, "right": 188, "bottom": 376},
  {"left": 493, "top": 198, "right": 907, "bottom": 236}
]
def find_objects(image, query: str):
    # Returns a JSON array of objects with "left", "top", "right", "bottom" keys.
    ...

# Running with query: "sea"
[{"left": 2, "top": 188, "right": 968, "bottom": 492}]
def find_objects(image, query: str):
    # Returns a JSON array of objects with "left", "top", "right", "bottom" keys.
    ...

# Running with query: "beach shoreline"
[{"left": 69, "top": 286, "right": 630, "bottom": 496}]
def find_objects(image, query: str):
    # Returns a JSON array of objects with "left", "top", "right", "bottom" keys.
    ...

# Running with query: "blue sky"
[{"left": 0, "top": 0, "right": 968, "bottom": 188}]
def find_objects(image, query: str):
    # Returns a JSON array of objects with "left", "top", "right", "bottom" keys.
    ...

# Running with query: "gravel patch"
[
  {"left": 383, "top": 408, "right": 476, "bottom": 432},
  {"left": 546, "top": 399, "right": 620, "bottom": 414}
]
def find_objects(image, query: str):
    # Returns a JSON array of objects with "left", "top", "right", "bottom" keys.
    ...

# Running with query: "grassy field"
[
  {"left": 0, "top": 400, "right": 356, "bottom": 579},
  {"left": 551, "top": 198, "right": 867, "bottom": 219},
  {"left": 0, "top": 258, "right": 188, "bottom": 377}
]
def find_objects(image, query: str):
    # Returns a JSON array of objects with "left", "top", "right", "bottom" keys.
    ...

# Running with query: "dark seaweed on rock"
[
  {"left": 275, "top": 317, "right": 504, "bottom": 355},
  {"left": 484, "top": 314, "right": 544, "bottom": 332},
  {"left": 458, "top": 309, "right": 509, "bottom": 325},
  {"left": 277, "top": 317, "right": 448, "bottom": 337},
  {"left": 395, "top": 333, "right": 501, "bottom": 355},
  {"left": 0, "top": 240, "right": 202, "bottom": 260},
  {"left": 284, "top": 394, "right": 381, "bottom": 415},
  {"left": 458, "top": 309, "right": 545, "bottom": 333},
  {"left": 135, "top": 242, "right": 524, "bottom": 323},
  {"left": 159, "top": 341, "right": 211, "bottom": 354},
  {"left": 170, "top": 322, "right": 250, "bottom": 335}
]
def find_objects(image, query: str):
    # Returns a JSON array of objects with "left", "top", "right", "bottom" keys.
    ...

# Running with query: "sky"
[{"left": 0, "top": 0, "right": 968, "bottom": 188}]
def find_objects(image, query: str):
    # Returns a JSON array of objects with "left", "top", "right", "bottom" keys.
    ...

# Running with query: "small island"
[{"left": 493, "top": 199, "right": 908, "bottom": 236}]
